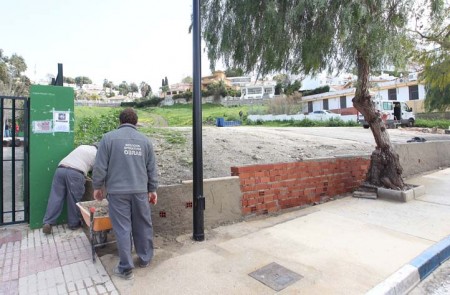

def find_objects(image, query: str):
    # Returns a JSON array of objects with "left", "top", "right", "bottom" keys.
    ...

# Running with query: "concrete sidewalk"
[{"left": 1, "top": 168, "right": 450, "bottom": 295}]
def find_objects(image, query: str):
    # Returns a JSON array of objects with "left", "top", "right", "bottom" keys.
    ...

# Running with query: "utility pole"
[{"left": 192, "top": 0, "right": 205, "bottom": 241}]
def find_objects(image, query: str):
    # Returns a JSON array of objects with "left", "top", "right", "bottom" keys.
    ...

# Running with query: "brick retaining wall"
[{"left": 231, "top": 156, "right": 370, "bottom": 215}]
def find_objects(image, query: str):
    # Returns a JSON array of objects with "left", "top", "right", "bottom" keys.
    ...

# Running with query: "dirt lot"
[{"left": 152, "top": 126, "right": 450, "bottom": 185}]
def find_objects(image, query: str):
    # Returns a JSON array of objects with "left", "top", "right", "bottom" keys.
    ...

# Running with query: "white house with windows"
[
  {"left": 240, "top": 82, "right": 276, "bottom": 100},
  {"left": 301, "top": 73, "right": 426, "bottom": 114},
  {"left": 228, "top": 76, "right": 252, "bottom": 87}
]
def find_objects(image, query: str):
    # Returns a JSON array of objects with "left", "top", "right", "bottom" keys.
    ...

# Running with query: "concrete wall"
[
  {"left": 82, "top": 142, "right": 450, "bottom": 237},
  {"left": 152, "top": 177, "right": 242, "bottom": 236},
  {"left": 394, "top": 141, "right": 450, "bottom": 178}
]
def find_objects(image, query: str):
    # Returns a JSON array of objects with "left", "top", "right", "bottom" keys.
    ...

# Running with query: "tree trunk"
[{"left": 352, "top": 50, "right": 405, "bottom": 190}]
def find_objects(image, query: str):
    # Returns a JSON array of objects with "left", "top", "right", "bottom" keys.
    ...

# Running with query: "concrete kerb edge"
[{"left": 366, "top": 235, "right": 450, "bottom": 295}]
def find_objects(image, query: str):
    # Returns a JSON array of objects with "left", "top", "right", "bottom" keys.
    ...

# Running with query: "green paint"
[{"left": 29, "top": 85, "right": 74, "bottom": 229}]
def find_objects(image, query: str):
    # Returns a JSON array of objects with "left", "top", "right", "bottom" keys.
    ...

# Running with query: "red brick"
[
  {"left": 267, "top": 206, "right": 279, "bottom": 213},
  {"left": 247, "top": 198, "right": 258, "bottom": 206},
  {"left": 256, "top": 203, "right": 266, "bottom": 210},
  {"left": 242, "top": 207, "right": 252, "bottom": 214},
  {"left": 241, "top": 171, "right": 258, "bottom": 179},
  {"left": 243, "top": 192, "right": 259, "bottom": 199},
  {"left": 263, "top": 195, "right": 274, "bottom": 203},
  {"left": 260, "top": 176, "right": 271, "bottom": 183},
  {"left": 241, "top": 185, "right": 257, "bottom": 192},
  {"left": 255, "top": 183, "right": 270, "bottom": 190},
  {"left": 255, "top": 171, "right": 268, "bottom": 178}
]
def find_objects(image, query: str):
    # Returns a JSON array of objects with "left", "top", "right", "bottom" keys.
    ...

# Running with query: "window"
[
  {"left": 308, "top": 101, "right": 313, "bottom": 113},
  {"left": 340, "top": 96, "right": 346, "bottom": 108},
  {"left": 388, "top": 88, "right": 397, "bottom": 100},
  {"left": 247, "top": 87, "right": 262, "bottom": 95},
  {"left": 382, "top": 102, "right": 393, "bottom": 111},
  {"left": 409, "top": 85, "right": 419, "bottom": 100},
  {"left": 323, "top": 99, "right": 329, "bottom": 110},
  {"left": 264, "top": 87, "right": 273, "bottom": 94},
  {"left": 402, "top": 103, "right": 410, "bottom": 112}
]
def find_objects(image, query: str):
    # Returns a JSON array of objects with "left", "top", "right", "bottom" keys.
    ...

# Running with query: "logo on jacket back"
[{"left": 124, "top": 143, "right": 142, "bottom": 156}]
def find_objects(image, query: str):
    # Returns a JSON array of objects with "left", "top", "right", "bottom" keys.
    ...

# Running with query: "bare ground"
[{"left": 150, "top": 126, "right": 449, "bottom": 185}]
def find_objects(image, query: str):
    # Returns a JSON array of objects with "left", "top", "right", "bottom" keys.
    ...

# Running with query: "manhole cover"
[{"left": 248, "top": 262, "right": 303, "bottom": 291}]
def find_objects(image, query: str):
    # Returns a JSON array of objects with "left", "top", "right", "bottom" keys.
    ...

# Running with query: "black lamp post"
[{"left": 192, "top": 0, "right": 205, "bottom": 241}]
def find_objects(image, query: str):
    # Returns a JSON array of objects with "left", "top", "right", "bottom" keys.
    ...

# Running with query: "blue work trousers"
[
  {"left": 108, "top": 193, "right": 154, "bottom": 272},
  {"left": 43, "top": 167, "right": 85, "bottom": 227}
]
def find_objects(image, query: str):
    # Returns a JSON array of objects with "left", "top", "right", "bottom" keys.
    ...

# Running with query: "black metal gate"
[{"left": 1, "top": 95, "right": 29, "bottom": 225}]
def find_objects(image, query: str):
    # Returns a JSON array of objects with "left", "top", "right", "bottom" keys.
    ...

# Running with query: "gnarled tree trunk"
[{"left": 352, "top": 50, "right": 405, "bottom": 190}]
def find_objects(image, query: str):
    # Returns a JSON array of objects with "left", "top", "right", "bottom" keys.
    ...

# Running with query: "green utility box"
[{"left": 29, "top": 85, "right": 74, "bottom": 229}]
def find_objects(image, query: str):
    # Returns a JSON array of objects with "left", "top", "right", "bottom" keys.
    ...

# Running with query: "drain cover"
[{"left": 248, "top": 262, "right": 303, "bottom": 291}]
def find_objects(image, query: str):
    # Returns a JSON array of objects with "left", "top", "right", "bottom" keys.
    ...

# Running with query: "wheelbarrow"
[{"left": 76, "top": 200, "right": 116, "bottom": 262}]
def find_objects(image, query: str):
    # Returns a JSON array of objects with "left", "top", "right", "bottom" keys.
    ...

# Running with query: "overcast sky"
[{"left": 1, "top": 0, "right": 213, "bottom": 91}]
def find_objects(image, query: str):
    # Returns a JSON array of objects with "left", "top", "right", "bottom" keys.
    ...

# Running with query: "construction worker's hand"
[
  {"left": 94, "top": 189, "right": 104, "bottom": 201},
  {"left": 148, "top": 192, "right": 158, "bottom": 205}
]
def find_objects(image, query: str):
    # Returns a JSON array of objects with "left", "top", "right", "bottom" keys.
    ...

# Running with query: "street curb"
[{"left": 366, "top": 235, "right": 450, "bottom": 295}]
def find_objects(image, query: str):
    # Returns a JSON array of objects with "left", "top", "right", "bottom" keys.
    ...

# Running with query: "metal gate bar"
[
  {"left": 1, "top": 95, "right": 29, "bottom": 225},
  {"left": 1, "top": 97, "right": 3, "bottom": 224}
]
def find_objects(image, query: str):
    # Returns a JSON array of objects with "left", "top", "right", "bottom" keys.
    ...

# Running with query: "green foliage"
[
  {"left": 415, "top": 118, "right": 450, "bottom": 129},
  {"left": 130, "top": 82, "right": 139, "bottom": 95},
  {"left": 414, "top": 4, "right": 450, "bottom": 111},
  {"left": 74, "top": 109, "right": 120, "bottom": 146},
  {"left": 140, "top": 127, "right": 186, "bottom": 145},
  {"left": 64, "top": 76, "right": 75, "bottom": 84},
  {"left": 140, "top": 81, "right": 152, "bottom": 98},
  {"left": 121, "top": 102, "right": 136, "bottom": 107},
  {"left": 227, "top": 88, "right": 241, "bottom": 97},
  {"left": 201, "top": 1, "right": 423, "bottom": 77},
  {"left": 206, "top": 81, "right": 228, "bottom": 101},
  {"left": 120, "top": 96, "right": 163, "bottom": 108},
  {"left": 302, "top": 85, "right": 331, "bottom": 97},
  {"left": 74, "top": 76, "right": 92, "bottom": 88},
  {"left": 173, "top": 91, "right": 193, "bottom": 100},
  {"left": 181, "top": 76, "right": 193, "bottom": 83},
  {"left": 225, "top": 67, "right": 244, "bottom": 77},
  {"left": 267, "top": 96, "right": 299, "bottom": 115},
  {"left": 275, "top": 83, "right": 282, "bottom": 95},
  {"left": 0, "top": 49, "right": 30, "bottom": 96},
  {"left": 424, "top": 83, "right": 450, "bottom": 111},
  {"left": 118, "top": 81, "right": 130, "bottom": 95},
  {"left": 148, "top": 103, "right": 268, "bottom": 126},
  {"left": 246, "top": 117, "right": 360, "bottom": 127},
  {"left": 284, "top": 80, "right": 302, "bottom": 96},
  {"left": 135, "top": 97, "right": 163, "bottom": 108}
]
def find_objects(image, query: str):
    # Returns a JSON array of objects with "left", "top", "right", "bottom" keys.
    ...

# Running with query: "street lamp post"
[{"left": 192, "top": 0, "right": 205, "bottom": 241}]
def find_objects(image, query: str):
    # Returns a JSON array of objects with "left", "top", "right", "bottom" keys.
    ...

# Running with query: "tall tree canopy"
[
  {"left": 182, "top": 76, "right": 193, "bottom": 83},
  {"left": 74, "top": 76, "right": 92, "bottom": 88},
  {"left": 0, "top": 49, "right": 30, "bottom": 96},
  {"left": 118, "top": 81, "right": 130, "bottom": 96},
  {"left": 412, "top": 5, "right": 450, "bottom": 111},
  {"left": 130, "top": 82, "right": 139, "bottom": 97},
  {"left": 224, "top": 67, "right": 244, "bottom": 77},
  {"left": 140, "top": 81, "right": 152, "bottom": 98},
  {"left": 202, "top": 0, "right": 444, "bottom": 189}
]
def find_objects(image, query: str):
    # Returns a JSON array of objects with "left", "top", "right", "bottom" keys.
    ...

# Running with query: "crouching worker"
[
  {"left": 93, "top": 108, "right": 158, "bottom": 280},
  {"left": 42, "top": 144, "right": 98, "bottom": 234}
]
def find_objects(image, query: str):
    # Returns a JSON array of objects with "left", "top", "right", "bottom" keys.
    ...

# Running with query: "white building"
[
  {"left": 301, "top": 73, "right": 426, "bottom": 114},
  {"left": 228, "top": 76, "right": 252, "bottom": 87},
  {"left": 240, "top": 81, "right": 276, "bottom": 100}
]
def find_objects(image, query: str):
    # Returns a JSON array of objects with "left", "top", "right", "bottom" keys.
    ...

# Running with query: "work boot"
[
  {"left": 112, "top": 266, "right": 134, "bottom": 280},
  {"left": 42, "top": 224, "right": 52, "bottom": 235},
  {"left": 68, "top": 222, "right": 82, "bottom": 230},
  {"left": 139, "top": 259, "right": 150, "bottom": 268}
]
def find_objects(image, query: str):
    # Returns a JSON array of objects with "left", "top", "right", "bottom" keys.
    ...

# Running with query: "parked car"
[{"left": 307, "top": 110, "right": 341, "bottom": 121}]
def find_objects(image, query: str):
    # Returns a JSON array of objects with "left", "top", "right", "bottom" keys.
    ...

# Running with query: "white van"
[{"left": 358, "top": 100, "right": 415, "bottom": 129}]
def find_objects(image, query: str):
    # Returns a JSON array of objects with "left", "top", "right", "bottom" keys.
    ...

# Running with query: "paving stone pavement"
[{"left": 0, "top": 225, "right": 117, "bottom": 295}]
